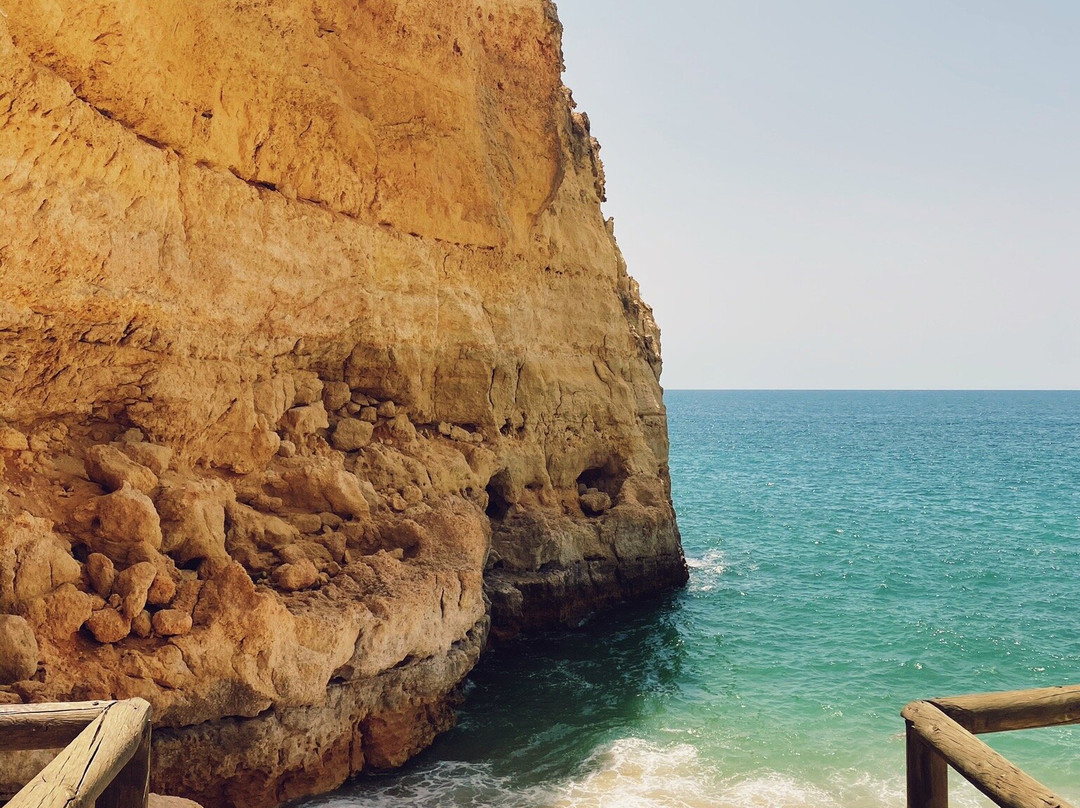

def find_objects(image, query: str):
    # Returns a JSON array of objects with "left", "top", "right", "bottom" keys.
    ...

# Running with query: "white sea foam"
[
  {"left": 547, "top": 739, "right": 964, "bottom": 808},
  {"left": 552, "top": 740, "right": 1005, "bottom": 808},
  {"left": 685, "top": 548, "right": 726, "bottom": 573},
  {"left": 715, "top": 772, "right": 842, "bottom": 808},
  {"left": 686, "top": 549, "right": 726, "bottom": 595},
  {"left": 548, "top": 738, "right": 714, "bottom": 807},
  {"left": 306, "top": 737, "right": 1005, "bottom": 808}
]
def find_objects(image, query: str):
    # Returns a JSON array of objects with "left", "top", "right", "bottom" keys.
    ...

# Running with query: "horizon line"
[{"left": 663, "top": 388, "right": 1080, "bottom": 393}]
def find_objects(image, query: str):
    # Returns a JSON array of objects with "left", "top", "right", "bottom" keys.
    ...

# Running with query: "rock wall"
[{"left": 0, "top": 0, "right": 686, "bottom": 805}]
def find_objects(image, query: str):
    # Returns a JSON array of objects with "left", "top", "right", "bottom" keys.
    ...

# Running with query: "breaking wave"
[{"left": 304, "top": 737, "right": 997, "bottom": 808}]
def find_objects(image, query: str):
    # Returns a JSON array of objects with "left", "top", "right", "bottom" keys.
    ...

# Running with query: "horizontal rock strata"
[{"left": 0, "top": 0, "right": 686, "bottom": 804}]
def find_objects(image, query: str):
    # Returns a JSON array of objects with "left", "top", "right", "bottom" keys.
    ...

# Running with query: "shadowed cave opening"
[
  {"left": 576, "top": 460, "right": 627, "bottom": 500},
  {"left": 485, "top": 470, "right": 512, "bottom": 521}
]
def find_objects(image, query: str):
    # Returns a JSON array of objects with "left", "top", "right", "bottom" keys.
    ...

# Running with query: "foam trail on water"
[
  {"left": 306, "top": 737, "right": 1003, "bottom": 808},
  {"left": 685, "top": 548, "right": 726, "bottom": 593},
  {"left": 550, "top": 739, "right": 717, "bottom": 807},
  {"left": 685, "top": 548, "right": 726, "bottom": 572},
  {"left": 553, "top": 740, "right": 1002, "bottom": 808}
]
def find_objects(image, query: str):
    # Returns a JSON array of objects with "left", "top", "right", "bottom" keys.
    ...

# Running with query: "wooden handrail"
[
  {"left": 0, "top": 700, "right": 117, "bottom": 751},
  {"left": 903, "top": 688, "right": 1080, "bottom": 808},
  {"left": 0, "top": 699, "right": 151, "bottom": 808},
  {"left": 931, "top": 685, "right": 1080, "bottom": 735}
]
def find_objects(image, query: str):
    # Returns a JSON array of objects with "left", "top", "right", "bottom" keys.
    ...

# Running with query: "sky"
[{"left": 555, "top": 1, "right": 1080, "bottom": 389}]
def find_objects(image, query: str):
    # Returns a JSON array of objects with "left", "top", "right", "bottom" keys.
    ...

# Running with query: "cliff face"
[{"left": 0, "top": 0, "right": 686, "bottom": 805}]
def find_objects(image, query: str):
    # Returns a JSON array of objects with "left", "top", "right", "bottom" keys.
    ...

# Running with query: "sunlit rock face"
[{"left": 0, "top": 0, "right": 686, "bottom": 804}]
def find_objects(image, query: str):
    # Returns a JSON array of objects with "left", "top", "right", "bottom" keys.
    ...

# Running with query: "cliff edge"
[{"left": 0, "top": 1, "right": 687, "bottom": 805}]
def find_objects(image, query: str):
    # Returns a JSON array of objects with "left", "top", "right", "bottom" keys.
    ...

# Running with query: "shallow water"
[{"left": 306, "top": 390, "right": 1080, "bottom": 807}]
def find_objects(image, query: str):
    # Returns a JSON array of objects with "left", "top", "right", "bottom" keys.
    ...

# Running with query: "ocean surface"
[{"left": 305, "top": 390, "right": 1080, "bottom": 808}]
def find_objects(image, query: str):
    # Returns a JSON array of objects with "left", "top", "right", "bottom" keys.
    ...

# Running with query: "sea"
[{"left": 304, "top": 390, "right": 1080, "bottom": 808}]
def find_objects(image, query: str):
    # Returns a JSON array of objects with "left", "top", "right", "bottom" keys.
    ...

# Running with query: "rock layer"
[{"left": 0, "top": 0, "right": 686, "bottom": 805}]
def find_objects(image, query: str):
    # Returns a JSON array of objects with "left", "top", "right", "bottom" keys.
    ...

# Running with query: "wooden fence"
[
  {"left": 904, "top": 684, "right": 1080, "bottom": 808},
  {"left": 5, "top": 688, "right": 1079, "bottom": 807},
  {"left": 0, "top": 699, "right": 151, "bottom": 808}
]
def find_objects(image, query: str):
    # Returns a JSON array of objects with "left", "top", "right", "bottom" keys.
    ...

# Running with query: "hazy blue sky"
[{"left": 556, "top": 1, "right": 1079, "bottom": 389}]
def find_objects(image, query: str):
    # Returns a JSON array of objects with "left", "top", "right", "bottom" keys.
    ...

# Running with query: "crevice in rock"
[{"left": 484, "top": 478, "right": 510, "bottom": 521}]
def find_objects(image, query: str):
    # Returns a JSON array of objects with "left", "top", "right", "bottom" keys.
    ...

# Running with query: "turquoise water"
[{"left": 307, "top": 390, "right": 1080, "bottom": 807}]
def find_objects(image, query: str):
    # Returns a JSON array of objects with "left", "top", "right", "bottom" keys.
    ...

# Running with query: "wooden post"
[
  {"left": 907, "top": 717, "right": 949, "bottom": 808},
  {"left": 903, "top": 700, "right": 1076, "bottom": 808},
  {"left": 97, "top": 708, "right": 152, "bottom": 808}
]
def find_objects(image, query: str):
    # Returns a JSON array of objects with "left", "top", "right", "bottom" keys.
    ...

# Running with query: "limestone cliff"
[{"left": 0, "top": 0, "right": 686, "bottom": 805}]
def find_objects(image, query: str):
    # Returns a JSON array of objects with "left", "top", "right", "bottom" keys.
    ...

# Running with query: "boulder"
[
  {"left": 152, "top": 609, "right": 193, "bottom": 637},
  {"left": 118, "top": 441, "right": 174, "bottom": 476},
  {"left": 277, "top": 457, "right": 370, "bottom": 518},
  {"left": 149, "top": 795, "right": 205, "bottom": 808},
  {"left": 26, "top": 584, "right": 96, "bottom": 643},
  {"left": 85, "top": 552, "right": 116, "bottom": 596},
  {"left": 76, "top": 485, "right": 163, "bottom": 562},
  {"left": 322, "top": 381, "right": 352, "bottom": 412},
  {"left": 0, "top": 427, "right": 28, "bottom": 451},
  {"left": 157, "top": 478, "right": 233, "bottom": 564},
  {"left": 85, "top": 607, "right": 130, "bottom": 644},
  {"left": 147, "top": 569, "right": 178, "bottom": 606},
  {"left": 279, "top": 403, "right": 329, "bottom": 439},
  {"left": 389, "top": 414, "right": 417, "bottom": 443},
  {"left": 170, "top": 578, "right": 203, "bottom": 616},
  {"left": 114, "top": 561, "right": 158, "bottom": 618},
  {"left": 0, "top": 513, "right": 83, "bottom": 611},
  {"left": 132, "top": 609, "right": 153, "bottom": 638},
  {"left": 292, "top": 374, "right": 324, "bottom": 406},
  {"left": 0, "top": 615, "right": 38, "bottom": 683},
  {"left": 579, "top": 489, "right": 612, "bottom": 515},
  {"left": 272, "top": 559, "right": 319, "bottom": 591},
  {"left": 84, "top": 444, "right": 159, "bottom": 493},
  {"left": 331, "top": 418, "right": 374, "bottom": 451}
]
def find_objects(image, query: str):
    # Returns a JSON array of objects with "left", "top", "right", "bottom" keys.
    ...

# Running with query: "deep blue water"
[{"left": 307, "top": 390, "right": 1080, "bottom": 807}]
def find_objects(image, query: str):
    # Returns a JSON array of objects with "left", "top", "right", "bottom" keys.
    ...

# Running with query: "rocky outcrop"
[{"left": 0, "top": 0, "right": 686, "bottom": 805}]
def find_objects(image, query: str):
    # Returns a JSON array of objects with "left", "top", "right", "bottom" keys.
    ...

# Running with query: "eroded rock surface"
[{"left": 0, "top": 0, "right": 686, "bottom": 805}]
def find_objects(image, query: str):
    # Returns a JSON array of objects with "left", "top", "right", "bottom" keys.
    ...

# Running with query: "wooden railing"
[
  {"left": 0, "top": 699, "right": 151, "bottom": 808},
  {"left": 904, "top": 685, "right": 1080, "bottom": 808}
]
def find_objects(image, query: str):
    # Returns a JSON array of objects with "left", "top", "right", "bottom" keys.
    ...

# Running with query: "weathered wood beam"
[
  {"left": 0, "top": 701, "right": 111, "bottom": 751},
  {"left": 903, "top": 700, "right": 1075, "bottom": 808},
  {"left": 930, "top": 685, "right": 1080, "bottom": 735},
  {"left": 5, "top": 699, "right": 151, "bottom": 808}
]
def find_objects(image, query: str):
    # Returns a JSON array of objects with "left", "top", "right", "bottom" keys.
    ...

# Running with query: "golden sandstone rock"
[
  {"left": 84, "top": 444, "right": 160, "bottom": 494},
  {"left": 0, "top": 1, "right": 686, "bottom": 805},
  {"left": 85, "top": 553, "right": 117, "bottom": 597},
  {"left": 0, "top": 614, "right": 37, "bottom": 683},
  {"left": 86, "top": 606, "right": 131, "bottom": 644}
]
